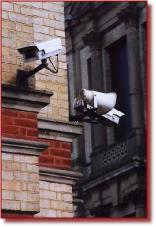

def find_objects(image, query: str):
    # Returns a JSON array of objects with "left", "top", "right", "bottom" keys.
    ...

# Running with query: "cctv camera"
[
  {"left": 72, "top": 89, "right": 125, "bottom": 126},
  {"left": 17, "top": 38, "right": 62, "bottom": 63},
  {"left": 16, "top": 38, "right": 62, "bottom": 88}
]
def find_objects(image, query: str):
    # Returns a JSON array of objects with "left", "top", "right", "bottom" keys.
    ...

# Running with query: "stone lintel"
[
  {"left": 2, "top": 209, "right": 39, "bottom": 217},
  {"left": 39, "top": 166, "right": 83, "bottom": 185},
  {"left": 2, "top": 137, "right": 49, "bottom": 156},
  {"left": 2, "top": 84, "right": 53, "bottom": 113},
  {"left": 38, "top": 117, "right": 83, "bottom": 142}
]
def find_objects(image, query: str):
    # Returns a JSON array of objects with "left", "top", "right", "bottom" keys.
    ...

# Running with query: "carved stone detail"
[
  {"left": 118, "top": 5, "right": 140, "bottom": 28},
  {"left": 101, "top": 142, "right": 128, "bottom": 168},
  {"left": 82, "top": 31, "right": 102, "bottom": 49},
  {"left": 92, "top": 135, "right": 137, "bottom": 174}
]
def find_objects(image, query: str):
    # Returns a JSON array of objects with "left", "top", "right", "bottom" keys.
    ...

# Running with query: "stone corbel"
[
  {"left": 82, "top": 30, "right": 102, "bottom": 50},
  {"left": 2, "top": 84, "right": 53, "bottom": 113}
]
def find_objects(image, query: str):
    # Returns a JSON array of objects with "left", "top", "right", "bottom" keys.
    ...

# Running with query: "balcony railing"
[{"left": 91, "top": 133, "right": 145, "bottom": 176}]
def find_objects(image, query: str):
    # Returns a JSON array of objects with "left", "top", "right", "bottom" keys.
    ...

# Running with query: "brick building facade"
[
  {"left": 2, "top": 1, "right": 82, "bottom": 218},
  {"left": 1, "top": 1, "right": 148, "bottom": 219}
]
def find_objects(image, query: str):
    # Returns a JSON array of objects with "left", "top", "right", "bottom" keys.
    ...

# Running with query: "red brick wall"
[
  {"left": 2, "top": 212, "right": 34, "bottom": 219},
  {"left": 40, "top": 141, "right": 71, "bottom": 169},
  {"left": 2, "top": 108, "right": 38, "bottom": 139},
  {"left": 2, "top": 108, "right": 71, "bottom": 170}
]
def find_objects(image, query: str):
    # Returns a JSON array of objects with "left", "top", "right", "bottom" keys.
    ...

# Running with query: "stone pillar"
[
  {"left": 35, "top": 166, "right": 82, "bottom": 218},
  {"left": 83, "top": 31, "right": 103, "bottom": 92},
  {"left": 2, "top": 84, "right": 52, "bottom": 216},
  {"left": 83, "top": 31, "right": 107, "bottom": 150},
  {"left": 118, "top": 5, "right": 145, "bottom": 131},
  {"left": 2, "top": 138, "right": 48, "bottom": 215}
]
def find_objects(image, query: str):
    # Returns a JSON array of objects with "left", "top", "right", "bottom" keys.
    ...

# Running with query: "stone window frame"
[{"left": 101, "top": 7, "right": 146, "bottom": 145}]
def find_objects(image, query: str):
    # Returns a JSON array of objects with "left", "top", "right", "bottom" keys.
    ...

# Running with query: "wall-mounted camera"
[
  {"left": 70, "top": 89, "right": 125, "bottom": 126},
  {"left": 18, "top": 38, "right": 62, "bottom": 63},
  {"left": 16, "top": 38, "right": 62, "bottom": 89}
]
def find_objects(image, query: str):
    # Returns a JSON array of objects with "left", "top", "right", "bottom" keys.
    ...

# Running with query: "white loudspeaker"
[
  {"left": 80, "top": 89, "right": 117, "bottom": 115},
  {"left": 79, "top": 89, "right": 125, "bottom": 124}
]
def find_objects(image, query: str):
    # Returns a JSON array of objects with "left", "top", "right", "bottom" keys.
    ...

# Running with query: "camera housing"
[
  {"left": 16, "top": 38, "right": 62, "bottom": 89},
  {"left": 17, "top": 38, "right": 62, "bottom": 63}
]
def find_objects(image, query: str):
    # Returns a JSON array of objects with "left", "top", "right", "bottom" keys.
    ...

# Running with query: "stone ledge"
[
  {"left": 2, "top": 84, "right": 53, "bottom": 112},
  {"left": 2, "top": 209, "right": 39, "bottom": 217},
  {"left": 83, "top": 161, "right": 143, "bottom": 192},
  {"left": 38, "top": 117, "right": 83, "bottom": 142},
  {"left": 2, "top": 137, "right": 49, "bottom": 156},
  {"left": 39, "top": 166, "right": 83, "bottom": 185}
]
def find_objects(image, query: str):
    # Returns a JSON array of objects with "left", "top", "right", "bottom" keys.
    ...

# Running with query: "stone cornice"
[
  {"left": 2, "top": 137, "right": 49, "bottom": 156},
  {"left": 38, "top": 117, "right": 83, "bottom": 142},
  {"left": 2, "top": 84, "right": 53, "bottom": 113},
  {"left": 83, "top": 160, "right": 145, "bottom": 192},
  {"left": 39, "top": 166, "right": 83, "bottom": 185},
  {"left": 117, "top": 4, "right": 140, "bottom": 28}
]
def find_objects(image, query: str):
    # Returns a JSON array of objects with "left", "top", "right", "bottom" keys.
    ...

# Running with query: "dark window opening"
[{"left": 106, "top": 36, "right": 131, "bottom": 141}]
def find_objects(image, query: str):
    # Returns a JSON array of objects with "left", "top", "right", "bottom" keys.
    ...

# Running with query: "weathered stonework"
[
  {"left": 2, "top": 152, "right": 40, "bottom": 214},
  {"left": 35, "top": 166, "right": 82, "bottom": 218},
  {"left": 1, "top": 84, "right": 82, "bottom": 218},
  {"left": 2, "top": 84, "right": 74, "bottom": 173},
  {"left": 2, "top": 1, "right": 68, "bottom": 121},
  {"left": 2, "top": 136, "right": 49, "bottom": 216},
  {"left": 35, "top": 181, "right": 73, "bottom": 217}
]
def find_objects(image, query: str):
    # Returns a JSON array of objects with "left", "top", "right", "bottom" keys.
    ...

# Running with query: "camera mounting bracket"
[
  {"left": 70, "top": 95, "right": 116, "bottom": 126},
  {"left": 16, "top": 56, "right": 58, "bottom": 89}
]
